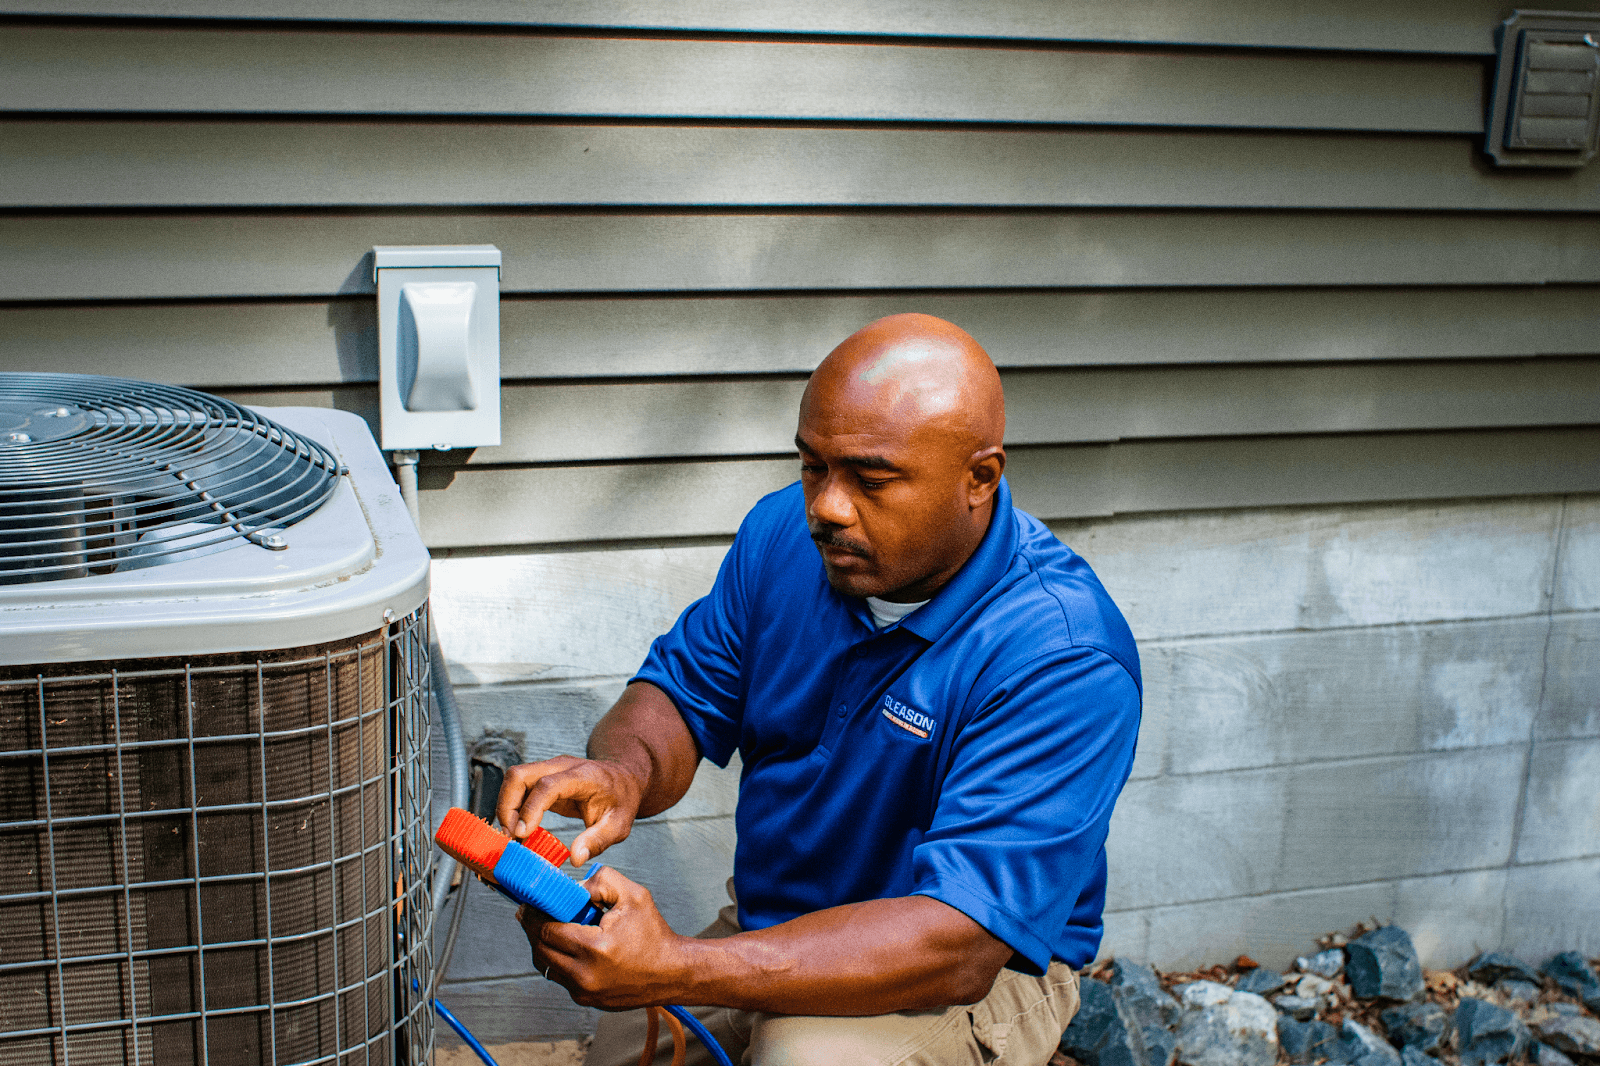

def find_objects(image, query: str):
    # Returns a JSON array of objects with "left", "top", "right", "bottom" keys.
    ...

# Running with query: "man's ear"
[{"left": 966, "top": 446, "right": 1006, "bottom": 509}]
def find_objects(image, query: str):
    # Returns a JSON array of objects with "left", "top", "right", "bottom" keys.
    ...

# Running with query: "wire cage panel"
[{"left": 0, "top": 612, "right": 434, "bottom": 1066}]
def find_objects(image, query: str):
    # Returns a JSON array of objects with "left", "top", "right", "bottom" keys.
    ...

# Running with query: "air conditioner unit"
[{"left": 0, "top": 373, "right": 435, "bottom": 1066}]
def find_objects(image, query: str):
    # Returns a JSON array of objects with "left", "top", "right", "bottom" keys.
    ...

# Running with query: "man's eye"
[
  {"left": 800, "top": 463, "right": 825, "bottom": 474},
  {"left": 861, "top": 479, "right": 888, "bottom": 490}
]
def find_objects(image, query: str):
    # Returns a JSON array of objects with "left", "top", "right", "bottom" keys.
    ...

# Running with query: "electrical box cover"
[{"left": 374, "top": 244, "right": 502, "bottom": 450}]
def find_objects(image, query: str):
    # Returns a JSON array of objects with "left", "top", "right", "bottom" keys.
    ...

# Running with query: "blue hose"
[
  {"left": 432, "top": 994, "right": 733, "bottom": 1066},
  {"left": 432, "top": 996, "right": 502, "bottom": 1066},
  {"left": 667, "top": 1004, "right": 736, "bottom": 1066}
]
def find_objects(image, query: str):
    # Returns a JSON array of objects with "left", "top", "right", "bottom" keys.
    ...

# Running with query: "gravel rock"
[
  {"left": 1296, "top": 973, "right": 1336, "bottom": 998},
  {"left": 1457, "top": 997, "right": 1531, "bottom": 1066},
  {"left": 1531, "top": 1043, "right": 1577, "bottom": 1066},
  {"left": 1297, "top": 949, "right": 1346, "bottom": 978},
  {"left": 1278, "top": 1018, "right": 1338, "bottom": 1064},
  {"left": 1529, "top": 1009, "right": 1600, "bottom": 1057},
  {"left": 1062, "top": 978, "right": 1138, "bottom": 1066},
  {"left": 1496, "top": 979, "right": 1540, "bottom": 1007},
  {"left": 1542, "top": 952, "right": 1600, "bottom": 1012},
  {"left": 1236, "top": 968, "right": 1286, "bottom": 996},
  {"left": 1272, "top": 994, "right": 1319, "bottom": 1021},
  {"left": 1347, "top": 927, "right": 1424, "bottom": 1001},
  {"left": 1180, "top": 983, "right": 1236, "bottom": 1010},
  {"left": 1137, "top": 1024, "right": 1180, "bottom": 1066},
  {"left": 1173, "top": 982, "right": 1279, "bottom": 1066},
  {"left": 1113, "top": 960, "right": 1183, "bottom": 1028},
  {"left": 1399, "top": 1046, "right": 1432, "bottom": 1066},
  {"left": 1113, "top": 960, "right": 1182, "bottom": 1066},
  {"left": 1382, "top": 1001, "right": 1451, "bottom": 1053},
  {"left": 1333, "top": 1020, "right": 1401, "bottom": 1066},
  {"left": 1466, "top": 952, "right": 1543, "bottom": 988}
]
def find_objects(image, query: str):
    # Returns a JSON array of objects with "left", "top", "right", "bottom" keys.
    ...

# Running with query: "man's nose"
[{"left": 808, "top": 474, "right": 856, "bottom": 528}]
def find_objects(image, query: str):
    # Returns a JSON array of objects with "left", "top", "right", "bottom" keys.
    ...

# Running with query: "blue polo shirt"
[{"left": 633, "top": 477, "right": 1140, "bottom": 973}]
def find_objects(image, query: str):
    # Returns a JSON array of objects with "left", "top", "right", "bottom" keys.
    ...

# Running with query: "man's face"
[{"left": 795, "top": 398, "right": 979, "bottom": 603}]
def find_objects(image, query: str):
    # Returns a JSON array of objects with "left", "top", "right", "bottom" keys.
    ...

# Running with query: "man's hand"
[
  {"left": 496, "top": 755, "right": 646, "bottom": 867},
  {"left": 495, "top": 681, "right": 701, "bottom": 865},
  {"left": 520, "top": 866, "right": 697, "bottom": 1010}
]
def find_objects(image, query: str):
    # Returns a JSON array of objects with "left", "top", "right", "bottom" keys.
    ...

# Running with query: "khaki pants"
[{"left": 584, "top": 888, "right": 1079, "bottom": 1066}]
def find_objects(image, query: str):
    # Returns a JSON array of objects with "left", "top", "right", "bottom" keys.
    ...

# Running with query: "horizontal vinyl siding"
[
  {"left": 220, "top": 358, "right": 1600, "bottom": 464},
  {"left": 11, "top": 123, "right": 1600, "bottom": 211},
  {"left": 2, "top": 26, "right": 1485, "bottom": 130},
  {"left": 9, "top": 287, "right": 1600, "bottom": 382},
  {"left": 408, "top": 428, "right": 1600, "bottom": 548},
  {"left": 8, "top": 213, "right": 1600, "bottom": 302},
  {"left": 1, "top": 7, "right": 1597, "bottom": 552},
  {"left": 8, "top": 1, "right": 1600, "bottom": 54}
]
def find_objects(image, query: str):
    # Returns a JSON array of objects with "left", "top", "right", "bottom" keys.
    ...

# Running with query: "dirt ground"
[{"left": 434, "top": 1038, "right": 587, "bottom": 1066}]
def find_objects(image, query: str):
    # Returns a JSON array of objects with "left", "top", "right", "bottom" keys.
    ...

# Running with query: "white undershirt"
[{"left": 865, "top": 595, "right": 930, "bottom": 629}]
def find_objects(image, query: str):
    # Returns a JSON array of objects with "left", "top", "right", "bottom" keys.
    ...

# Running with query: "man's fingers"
[
  {"left": 570, "top": 805, "right": 633, "bottom": 866},
  {"left": 496, "top": 756, "right": 644, "bottom": 854},
  {"left": 580, "top": 864, "right": 645, "bottom": 911},
  {"left": 518, "top": 906, "right": 585, "bottom": 985},
  {"left": 495, "top": 756, "right": 582, "bottom": 839}
]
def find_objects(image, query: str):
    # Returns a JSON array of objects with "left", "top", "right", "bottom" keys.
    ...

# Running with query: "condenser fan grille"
[{"left": 0, "top": 373, "right": 345, "bottom": 584}]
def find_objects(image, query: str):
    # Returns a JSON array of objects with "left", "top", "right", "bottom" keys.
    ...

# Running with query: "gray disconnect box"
[{"left": 1487, "top": 10, "right": 1600, "bottom": 167}]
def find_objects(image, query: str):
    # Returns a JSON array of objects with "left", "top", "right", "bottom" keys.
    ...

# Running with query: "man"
[{"left": 498, "top": 313, "right": 1141, "bottom": 1066}]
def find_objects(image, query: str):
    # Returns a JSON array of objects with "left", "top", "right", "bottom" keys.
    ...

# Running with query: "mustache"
[{"left": 810, "top": 529, "right": 870, "bottom": 557}]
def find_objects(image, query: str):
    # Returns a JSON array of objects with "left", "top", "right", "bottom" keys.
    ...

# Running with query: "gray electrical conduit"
[
  {"left": 430, "top": 633, "right": 471, "bottom": 918},
  {"left": 392, "top": 451, "right": 472, "bottom": 919}
]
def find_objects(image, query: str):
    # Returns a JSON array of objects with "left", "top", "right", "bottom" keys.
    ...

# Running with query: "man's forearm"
[
  {"left": 534, "top": 879, "right": 1014, "bottom": 1016},
  {"left": 586, "top": 680, "right": 700, "bottom": 819},
  {"left": 682, "top": 895, "right": 1012, "bottom": 1014}
]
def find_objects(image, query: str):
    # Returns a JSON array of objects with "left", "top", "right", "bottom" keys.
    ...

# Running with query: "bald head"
[
  {"left": 795, "top": 314, "right": 1008, "bottom": 602},
  {"left": 803, "top": 313, "right": 1005, "bottom": 457}
]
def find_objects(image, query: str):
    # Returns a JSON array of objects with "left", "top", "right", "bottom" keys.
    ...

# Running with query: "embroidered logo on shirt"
[{"left": 880, "top": 694, "right": 935, "bottom": 739}]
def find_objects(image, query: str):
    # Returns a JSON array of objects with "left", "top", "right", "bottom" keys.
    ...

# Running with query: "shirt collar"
[{"left": 895, "top": 476, "right": 1019, "bottom": 644}]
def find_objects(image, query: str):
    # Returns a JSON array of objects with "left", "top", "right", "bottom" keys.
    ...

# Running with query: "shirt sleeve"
[
  {"left": 629, "top": 511, "right": 761, "bottom": 768},
  {"left": 909, "top": 645, "right": 1140, "bottom": 973}
]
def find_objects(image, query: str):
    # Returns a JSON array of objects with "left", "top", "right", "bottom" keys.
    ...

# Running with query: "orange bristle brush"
[
  {"left": 436, "top": 808, "right": 570, "bottom": 873},
  {"left": 432, "top": 808, "right": 600, "bottom": 924}
]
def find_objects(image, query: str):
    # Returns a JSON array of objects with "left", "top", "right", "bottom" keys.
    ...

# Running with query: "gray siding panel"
[
  {"left": 5, "top": 1, "right": 1597, "bottom": 55},
  {"left": 7, "top": 212, "right": 1600, "bottom": 302},
  {"left": 218, "top": 358, "right": 1600, "bottom": 464},
  {"left": 8, "top": 288, "right": 1599, "bottom": 384},
  {"left": 16, "top": 122, "right": 1600, "bottom": 211},
  {"left": 416, "top": 428, "right": 1600, "bottom": 547},
  {"left": 0, "top": 26, "right": 1486, "bottom": 127},
  {"left": 490, "top": 360, "right": 1600, "bottom": 462}
]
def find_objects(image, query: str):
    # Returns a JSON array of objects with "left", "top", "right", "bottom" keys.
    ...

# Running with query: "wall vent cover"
[{"left": 1486, "top": 10, "right": 1600, "bottom": 167}]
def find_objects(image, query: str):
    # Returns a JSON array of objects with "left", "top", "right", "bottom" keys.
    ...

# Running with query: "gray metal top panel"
[
  {"left": 373, "top": 244, "right": 501, "bottom": 273},
  {"left": 0, "top": 406, "right": 430, "bottom": 665}
]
